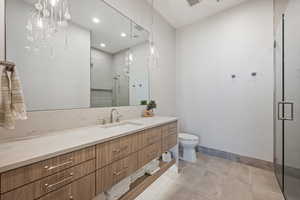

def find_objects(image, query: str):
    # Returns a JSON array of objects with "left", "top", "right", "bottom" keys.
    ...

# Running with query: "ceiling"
[
  {"left": 147, "top": 0, "right": 248, "bottom": 28},
  {"left": 23, "top": 0, "right": 149, "bottom": 54}
]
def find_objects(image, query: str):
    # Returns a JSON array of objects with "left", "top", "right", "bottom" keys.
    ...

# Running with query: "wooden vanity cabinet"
[{"left": 0, "top": 121, "right": 178, "bottom": 200}]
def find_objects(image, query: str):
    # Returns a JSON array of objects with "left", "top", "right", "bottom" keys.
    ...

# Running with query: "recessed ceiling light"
[
  {"left": 120, "top": 32, "right": 127, "bottom": 37},
  {"left": 92, "top": 17, "right": 100, "bottom": 24},
  {"left": 100, "top": 43, "right": 106, "bottom": 48}
]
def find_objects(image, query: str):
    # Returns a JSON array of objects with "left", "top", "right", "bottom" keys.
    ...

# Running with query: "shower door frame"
[{"left": 274, "top": 13, "right": 285, "bottom": 193}]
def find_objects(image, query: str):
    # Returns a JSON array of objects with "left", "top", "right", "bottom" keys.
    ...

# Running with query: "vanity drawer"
[
  {"left": 96, "top": 135, "right": 134, "bottom": 169},
  {"left": 141, "top": 127, "right": 162, "bottom": 148},
  {"left": 1, "top": 146, "right": 95, "bottom": 193},
  {"left": 138, "top": 141, "right": 162, "bottom": 168},
  {"left": 168, "top": 122, "right": 178, "bottom": 135},
  {"left": 96, "top": 152, "right": 138, "bottom": 194},
  {"left": 38, "top": 173, "right": 95, "bottom": 200},
  {"left": 169, "top": 122, "right": 177, "bottom": 130},
  {"left": 162, "top": 122, "right": 177, "bottom": 138},
  {"left": 1, "top": 159, "right": 95, "bottom": 200},
  {"left": 162, "top": 133, "right": 178, "bottom": 153}
]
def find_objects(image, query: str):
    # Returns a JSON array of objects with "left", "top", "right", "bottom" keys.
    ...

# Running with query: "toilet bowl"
[{"left": 179, "top": 133, "right": 199, "bottom": 163}]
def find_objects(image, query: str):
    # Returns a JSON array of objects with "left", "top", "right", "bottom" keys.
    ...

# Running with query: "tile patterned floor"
[{"left": 136, "top": 153, "right": 285, "bottom": 200}]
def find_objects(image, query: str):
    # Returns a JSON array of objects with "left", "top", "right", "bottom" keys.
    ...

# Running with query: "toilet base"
[{"left": 180, "top": 146, "right": 197, "bottom": 163}]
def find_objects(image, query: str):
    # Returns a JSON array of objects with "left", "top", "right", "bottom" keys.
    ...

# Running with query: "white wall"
[
  {"left": 91, "top": 49, "right": 113, "bottom": 90},
  {"left": 176, "top": 0, "right": 274, "bottom": 161},
  {"left": 129, "top": 43, "right": 149, "bottom": 106},
  {"left": 112, "top": 50, "right": 130, "bottom": 106},
  {"left": 112, "top": 43, "right": 150, "bottom": 107},
  {"left": 91, "top": 49, "right": 113, "bottom": 107},
  {"left": 6, "top": 0, "right": 91, "bottom": 111}
]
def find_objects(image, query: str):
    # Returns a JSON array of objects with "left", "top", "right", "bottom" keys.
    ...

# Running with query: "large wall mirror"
[{"left": 5, "top": 0, "right": 150, "bottom": 111}]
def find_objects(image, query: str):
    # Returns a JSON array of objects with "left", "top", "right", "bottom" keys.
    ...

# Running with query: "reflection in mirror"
[{"left": 6, "top": 0, "right": 150, "bottom": 111}]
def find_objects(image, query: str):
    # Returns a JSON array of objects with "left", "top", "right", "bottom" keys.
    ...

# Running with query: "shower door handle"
[{"left": 278, "top": 102, "right": 294, "bottom": 121}]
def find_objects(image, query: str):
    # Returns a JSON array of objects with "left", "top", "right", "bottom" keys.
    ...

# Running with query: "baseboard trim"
[
  {"left": 197, "top": 145, "right": 274, "bottom": 171},
  {"left": 285, "top": 165, "right": 300, "bottom": 179}
]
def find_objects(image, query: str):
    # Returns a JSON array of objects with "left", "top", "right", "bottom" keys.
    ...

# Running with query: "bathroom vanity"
[{"left": 0, "top": 117, "right": 178, "bottom": 200}]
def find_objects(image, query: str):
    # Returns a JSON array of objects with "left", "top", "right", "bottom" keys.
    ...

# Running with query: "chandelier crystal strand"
[{"left": 26, "top": 0, "right": 71, "bottom": 51}]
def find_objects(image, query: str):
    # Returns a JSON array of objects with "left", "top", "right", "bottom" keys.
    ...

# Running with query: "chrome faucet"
[{"left": 110, "top": 108, "right": 122, "bottom": 123}]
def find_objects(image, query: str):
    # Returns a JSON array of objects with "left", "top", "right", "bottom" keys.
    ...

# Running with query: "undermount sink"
[{"left": 101, "top": 121, "right": 143, "bottom": 129}]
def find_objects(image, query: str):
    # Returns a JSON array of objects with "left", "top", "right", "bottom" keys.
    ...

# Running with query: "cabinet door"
[
  {"left": 96, "top": 136, "right": 133, "bottom": 169},
  {"left": 1, "top": 160, "right": 95, "bottom": 200},
  {"left": 97, "top": 153, "right": 138, "bottom": 193},
  {"left": 141, "top": 127, "right": 162, "bottom": 148},
  {"left": 162, "top": 123, "right": 177, "bottom": 138},
  {"left": 70, "top": 174, "right": 95, "bottom": 200},
  {"left": 162, "top": 134, "right": 178, "bottom": 153},
  {"left": 38, "top": 184, "right": 72, "bottom": 200},
  {"left": 138, "top": 141, "right": 162, "bottom": 168},
  {"left": 1, "top": 146, "right": 95, "bottom": 193},
  {"left": 39, "top": 174, "right": 95, "bottom": 200}
]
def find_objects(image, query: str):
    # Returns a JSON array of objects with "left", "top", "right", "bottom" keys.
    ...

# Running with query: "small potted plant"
[
  {"left": 140, "top": 100, "right": 148, "bottom": 106},
  {"left": 143, "top": 100, "right": 157, "bottom": 117}
]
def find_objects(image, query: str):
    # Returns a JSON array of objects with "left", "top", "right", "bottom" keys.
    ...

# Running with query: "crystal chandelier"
[{"left": 26, "top": 0, "right": 71, "bottom": 44}]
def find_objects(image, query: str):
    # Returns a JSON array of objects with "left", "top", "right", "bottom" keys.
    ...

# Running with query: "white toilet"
[{"left": 179, "top": 133, "right": 199, "bottom": 163}]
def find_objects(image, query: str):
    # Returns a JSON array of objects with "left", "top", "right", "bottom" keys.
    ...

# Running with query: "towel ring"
[{"left": 0, "top": 60, "right": 15, "bottom": 72}]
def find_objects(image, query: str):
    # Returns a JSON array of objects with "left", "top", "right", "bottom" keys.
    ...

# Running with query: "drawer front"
[
  {"left": 38, "top": 173, "right": 95, "bottom": 200},
  {"left": 96, "top": 135, "right": 133, "bottom": 169},
  {"left": 162, "top": 122, "right": 177, "bottom": 138},
  {"left": 138, "top": 141, "right": 162, "bottom": 168},
  {"left": 1, "top": 146, "right": 95, "bottom": 193},
  {"left": 141, "top": 127, "right": 162, "bottom": 148},
  {"left": 1, "top": 159, "right": 95, "bottom": 200},
  {"left": 96, "top": 152, "right": 138, "bottom": 193},
  {"left": 162, "top": 133, "right": 178, "bottom": 153}
]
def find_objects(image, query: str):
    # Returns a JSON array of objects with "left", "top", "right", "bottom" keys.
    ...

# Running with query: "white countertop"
[{"left": 0, "top": 116, "right": 177, "bottom": 173}]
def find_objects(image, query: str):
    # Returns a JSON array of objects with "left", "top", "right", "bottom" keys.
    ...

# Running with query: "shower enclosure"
[{"left": 274, "top": 0, "right": 300, "bottom": 200}]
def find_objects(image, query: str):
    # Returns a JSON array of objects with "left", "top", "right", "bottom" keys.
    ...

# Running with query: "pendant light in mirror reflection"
[
  {"left": 149, "top": 0, "right": 159, "bottom": 69},
  {"left": 25, "top": 0, "right": 71, "bottom": 52}
]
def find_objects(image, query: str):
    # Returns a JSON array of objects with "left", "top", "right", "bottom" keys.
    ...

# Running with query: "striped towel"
[{"left": 0, "top": 64, "right": 27, "bottom": 129}]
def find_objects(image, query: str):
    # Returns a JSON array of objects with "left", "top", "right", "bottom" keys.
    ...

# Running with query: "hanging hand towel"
[{"left": 0, "top": 63, "right": 27, "bottom": 129}]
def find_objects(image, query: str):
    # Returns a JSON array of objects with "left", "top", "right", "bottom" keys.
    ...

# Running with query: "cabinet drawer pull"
[
  {"left": 113, "top": 171, "right": 122, "bottom": 176},
  {"left": 69, "top": 195, "right": 74, "bottom": 199},
  {"left": 44, "top": 158, "right": 73, "bottom": 171},
  {"left": 113, "top": 149, "right": 121, "bottom": 153},
  {"left": 113, "top": 166, "right": 129, "bottom": 176},
  {"left": 44, "top": 173, "right": 74, "bottom": 191},
  {"left": 113, "top": 146, "right": 128, "bottom": 153}
]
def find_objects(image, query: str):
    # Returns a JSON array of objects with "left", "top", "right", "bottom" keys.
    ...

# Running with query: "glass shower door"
[
  {"left": 283, "top": 1, "right": 300, "bottom": 199},
  {"left": 274, "top": 12, "right": 284, "bottom": 189}
]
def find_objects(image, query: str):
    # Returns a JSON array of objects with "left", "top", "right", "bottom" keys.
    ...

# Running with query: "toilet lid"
[{"left": 179, "top": 133, "right": 199, "bottom": 141}]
